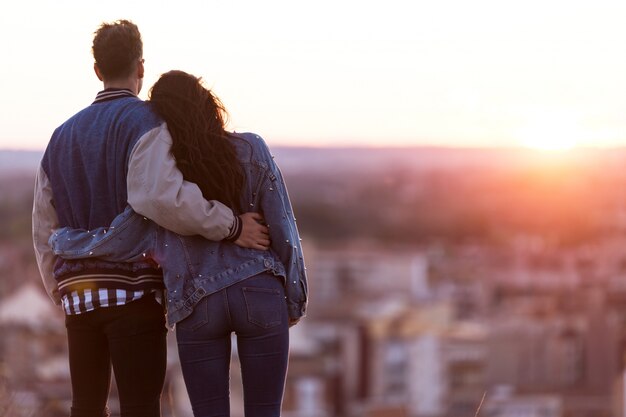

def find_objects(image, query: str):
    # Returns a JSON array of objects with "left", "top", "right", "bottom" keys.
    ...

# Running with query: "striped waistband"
[{"left": 57, "top": 268, "right": 164, "bottom": 296}]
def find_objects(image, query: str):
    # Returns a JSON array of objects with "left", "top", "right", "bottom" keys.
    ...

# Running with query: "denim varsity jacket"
[
  {"left": 33, "top": 89, "right": 236, "bottom": 305},
  {"left": 49, "top": 133, "right": 308, "bottom": 325}
]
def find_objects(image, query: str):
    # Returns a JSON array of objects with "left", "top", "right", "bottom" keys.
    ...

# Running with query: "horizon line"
[{"left": 4, "top": 144, "right": 626, "bottom": 153}]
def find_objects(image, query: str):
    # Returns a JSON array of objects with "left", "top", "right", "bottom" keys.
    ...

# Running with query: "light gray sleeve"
[
  {"left": 32, "top": 164, "right": 62, "bottom": 305},
  {"left": 127, "top": 123, "right": 236, "bottom": 241}
]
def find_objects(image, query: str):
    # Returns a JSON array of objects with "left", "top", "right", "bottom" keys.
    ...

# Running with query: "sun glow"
[{"left": 516, "top": 114, "right": 582, "bottom": 151}]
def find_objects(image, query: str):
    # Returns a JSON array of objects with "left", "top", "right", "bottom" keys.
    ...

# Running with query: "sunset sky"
[{"left": 1, "top": 0, "right": 625, "bottom": 150}]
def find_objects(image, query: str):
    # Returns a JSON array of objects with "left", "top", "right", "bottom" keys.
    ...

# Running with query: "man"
[{"left": 32, "top": 20, "right": 269, "bottom": 417}]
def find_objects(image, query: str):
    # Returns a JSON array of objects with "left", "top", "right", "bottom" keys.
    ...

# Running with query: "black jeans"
[
  {"left": 64, "top": 293, "right": 167, "bottom": 417},
  {"left": 176, "top": 273, "right": 290, "bottom": 417}
]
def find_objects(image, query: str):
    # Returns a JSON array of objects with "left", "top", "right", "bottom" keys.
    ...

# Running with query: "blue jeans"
[
  {"left": 64, "top": 293, "right": 167, "bottom": 417},
  {"left": 176, "top": 273, "right": 290, "bottom": 417}
]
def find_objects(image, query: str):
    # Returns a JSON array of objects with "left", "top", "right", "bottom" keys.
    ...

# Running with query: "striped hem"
[{"left": 58, "top": 273, "right": 163, "bottom": 292}]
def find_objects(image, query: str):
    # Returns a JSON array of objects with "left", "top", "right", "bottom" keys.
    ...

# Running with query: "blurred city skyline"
[{"left": 5, "top": 145, "right": 626, "bottom": 416}]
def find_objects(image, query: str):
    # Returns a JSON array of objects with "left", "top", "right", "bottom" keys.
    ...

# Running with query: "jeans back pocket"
[{"left": 242, "top": 287, "right": 282, "bottom": 328}]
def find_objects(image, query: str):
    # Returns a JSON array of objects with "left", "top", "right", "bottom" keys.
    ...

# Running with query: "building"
[{"left": 0, "top": 284, "right": 69, "bottom": 416}]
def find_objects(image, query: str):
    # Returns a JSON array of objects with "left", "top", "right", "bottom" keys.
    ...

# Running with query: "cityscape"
[{"left": 3, "top": 146, "right": 626, "bottom": 417}]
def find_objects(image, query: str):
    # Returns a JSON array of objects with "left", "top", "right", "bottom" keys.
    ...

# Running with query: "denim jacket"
[{"left": 49, "top": 133, "right": 308, "bottom": 326}]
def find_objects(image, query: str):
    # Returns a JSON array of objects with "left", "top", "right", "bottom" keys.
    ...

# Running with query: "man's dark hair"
[{"left": 92, "top": 20, "right": 143, "bottom": 80}]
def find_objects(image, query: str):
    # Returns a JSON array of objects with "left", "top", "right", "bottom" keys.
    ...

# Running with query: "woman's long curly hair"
[{"left": 149, "top": 70, "right": 244, "bottom": 212}]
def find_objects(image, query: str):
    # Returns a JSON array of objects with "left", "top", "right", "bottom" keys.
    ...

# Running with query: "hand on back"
[{"left": 235, "top": 212, "right": 270, "bottom": 250}]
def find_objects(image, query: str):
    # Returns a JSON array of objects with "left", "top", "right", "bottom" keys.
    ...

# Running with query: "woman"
[{"left": 50, "top": 70, "right": 308, "bottom": 417}]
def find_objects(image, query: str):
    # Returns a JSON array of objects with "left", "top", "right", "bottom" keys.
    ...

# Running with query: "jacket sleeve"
[
  {"left": 32, "top": 164, "right": 62, "bottom": 305},
  {"left": 257, "top": 139, "right": 308, "bottom": 320},
  {"left": 127, "top": 123, "right": 240, "bottom": 241},
  {"left": 49, "top": 206, "right": 157, "bottom": 263}
]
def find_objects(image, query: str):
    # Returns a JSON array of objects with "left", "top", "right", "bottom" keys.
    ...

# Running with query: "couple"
[{"left": 32, "top": 20, "right": 307, "bottom": 417}]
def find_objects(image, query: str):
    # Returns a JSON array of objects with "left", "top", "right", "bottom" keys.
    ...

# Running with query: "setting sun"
[
  {"left": 516, "top": 113, "right": 583, "bottom": 151},
  {"left": 518, "top": 132, "right": 577, "bottom": 151}
]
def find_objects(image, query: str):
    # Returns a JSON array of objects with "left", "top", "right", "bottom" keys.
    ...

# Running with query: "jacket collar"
[{"left": 93, "top": 88, "right": 137, "bottom": 104}]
